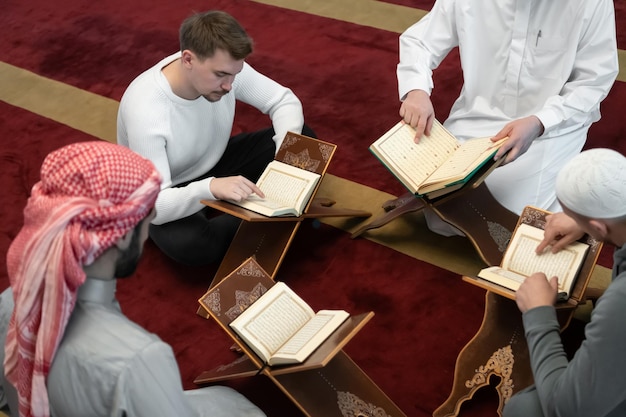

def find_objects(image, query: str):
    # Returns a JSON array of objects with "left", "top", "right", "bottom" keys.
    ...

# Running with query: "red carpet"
[{"left": 0, "top": 0, "right": 623, "bottom": 415}]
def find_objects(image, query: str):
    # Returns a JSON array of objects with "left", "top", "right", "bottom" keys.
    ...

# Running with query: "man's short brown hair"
[{"left": 179, "top": 10, "right": 253, "bottom": 60}]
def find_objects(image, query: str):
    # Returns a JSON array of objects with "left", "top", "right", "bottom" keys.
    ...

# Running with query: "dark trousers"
[{"left": 149, "top": 125, "right": 316, "bottom": 266}]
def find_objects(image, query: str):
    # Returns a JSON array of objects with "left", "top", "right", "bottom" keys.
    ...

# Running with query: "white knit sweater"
[{"left": 117, "top": 52, "right": 304, "bottom": 224}]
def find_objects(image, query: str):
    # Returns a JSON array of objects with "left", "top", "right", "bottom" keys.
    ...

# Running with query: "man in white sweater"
[{"left": 117, "top": 10, "right": 312, "bottom": 265}]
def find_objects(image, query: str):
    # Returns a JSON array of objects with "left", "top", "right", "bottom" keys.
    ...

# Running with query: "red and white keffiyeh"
[{"left": 4, "top": 141, "right": 161, "bottom": 417}]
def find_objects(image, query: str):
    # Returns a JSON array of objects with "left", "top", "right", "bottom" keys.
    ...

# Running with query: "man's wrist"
[{"left": 531, "top": 115, "right": 545, "bottom": 136}]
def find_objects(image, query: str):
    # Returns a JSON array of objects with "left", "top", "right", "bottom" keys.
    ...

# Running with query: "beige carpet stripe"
[
  {"left": 0, "top": 62, "right": 118, "bottom": 143},
  {"left": 250, "top": 0, "right": 427, "bottom": 33}
]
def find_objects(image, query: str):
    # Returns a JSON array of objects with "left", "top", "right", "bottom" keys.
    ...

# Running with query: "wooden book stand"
[
  {"left": 433, "top": 206, "right": 603, "bottom": 417},
  {"left": 197, "top": 132, "right": 371, "bottom": 318},
  {"left": 351, "top": 156, "right": 517, "bottom": 266},
  {"left": 195, "top": 257, "right": 407, "bottom": 417}
]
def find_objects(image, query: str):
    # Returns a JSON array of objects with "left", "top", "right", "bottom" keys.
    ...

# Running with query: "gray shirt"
[
  {"left": 520, "top": 244, "right": 626, "bottom": 416},
  {"left": 0, "top": 279, "right": 265, "bottom": 417}
]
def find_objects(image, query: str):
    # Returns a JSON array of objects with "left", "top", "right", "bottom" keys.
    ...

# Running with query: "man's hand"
[
  {"left": 515, "top": 273, "right": 559, "bottom": 313},
  {"left": 536, "top": 212, "right": 585, "bottom": 254},
  {"left": 399, "top": 89, "right": 435, "bottom": 142},
  {"left": 210, "top": 176, "right": 265, "bottom": 202},
  {"left": 492, "top": 116, "right": 544, "bottom": 164}
]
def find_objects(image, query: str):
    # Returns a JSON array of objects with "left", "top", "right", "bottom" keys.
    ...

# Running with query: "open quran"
[
  {"left": 229, "top": 281, "right": 349, "bottom": 366},
  {"left": 197, "top": 257, "right": 357, "bottom": 368},
  {"left": 471, "top": 208, "right": 591, "bottom": 299},
  {"left": 228, "top": 160, "right": 321, "bottom": 217},
  {"left": 194, "top": 258, "right": 402, "bottom": 417},
  {"left": 369, "top": 120, "right": 506, "bottom": 197}
]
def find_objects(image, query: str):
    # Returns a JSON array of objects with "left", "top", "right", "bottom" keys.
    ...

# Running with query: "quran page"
[
  {"left": 478, "top": 223, "right": 589, "bottom": 295},
  {"left": 369, "top": 120, "right": 459, "bottom": 193},
  {"left": 229, "top": 282, "right": 349, "bottom": 366},
  {"left": 417, "top": 136, "right": 503, "bottom": 194},
  {"left": 230, "top": 160, "right": 321, "bottom": 217}
]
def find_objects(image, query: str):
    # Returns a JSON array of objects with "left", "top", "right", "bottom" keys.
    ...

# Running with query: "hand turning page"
[{"left": 477, "top": 223, "right": 589, "bottom": 297}]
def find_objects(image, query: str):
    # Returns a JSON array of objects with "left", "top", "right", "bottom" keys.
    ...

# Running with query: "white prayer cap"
[{"left": 556, "top": 148, "right": 626, "bottom": 219}]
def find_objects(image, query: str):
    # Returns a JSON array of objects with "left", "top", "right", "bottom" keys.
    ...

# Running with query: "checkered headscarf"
[{"left": 4, "top": 141, "right": 161, "bottom": 417}]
